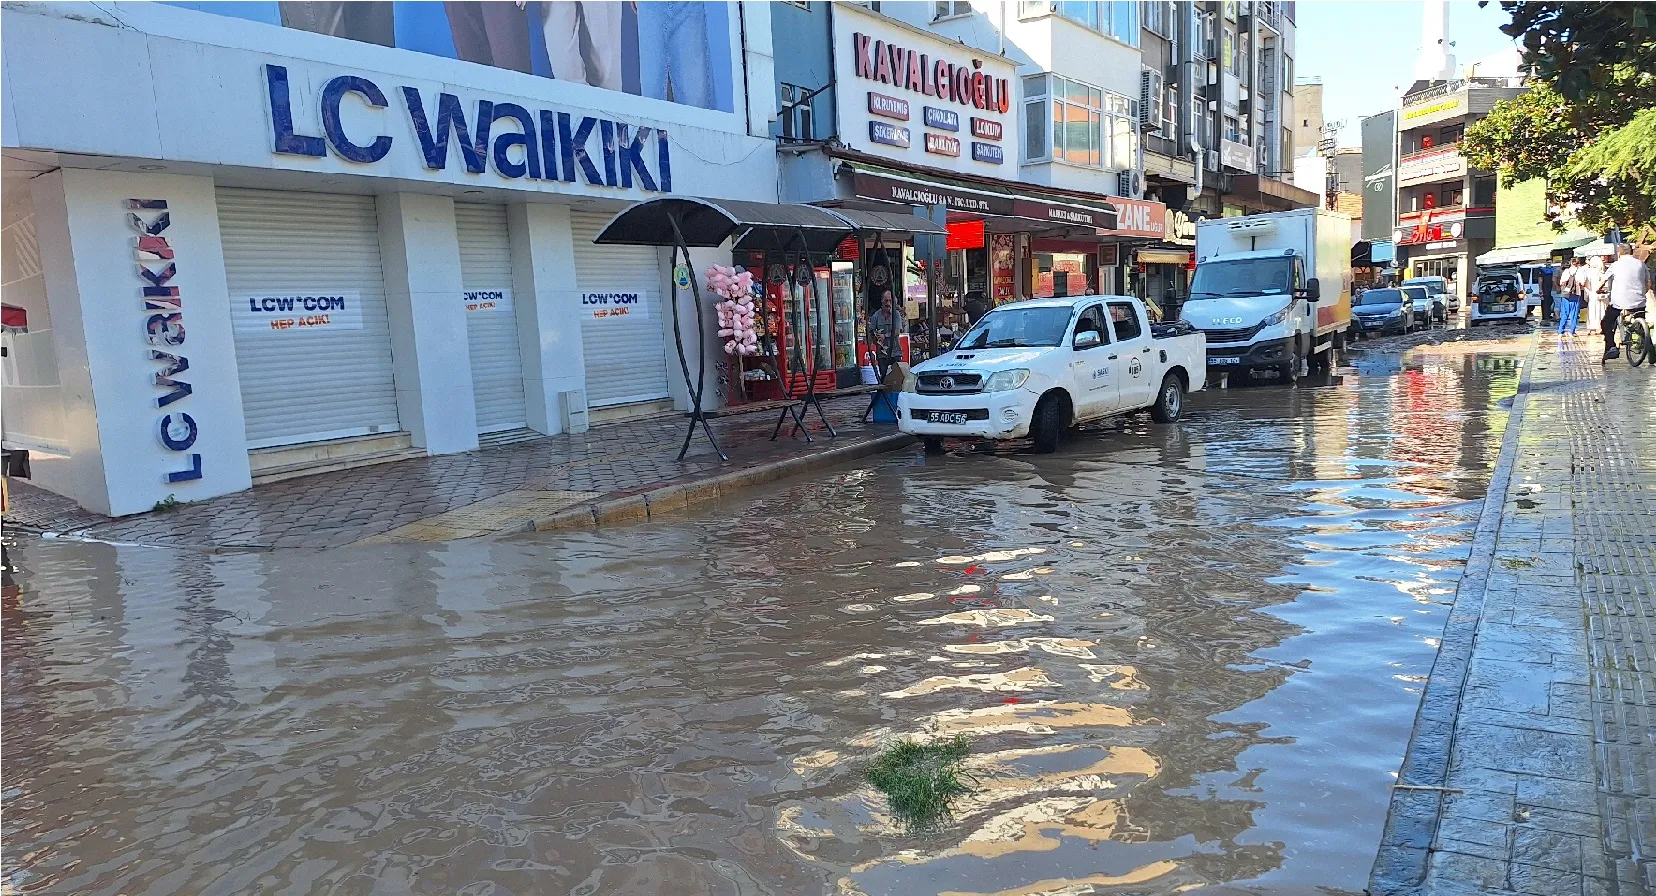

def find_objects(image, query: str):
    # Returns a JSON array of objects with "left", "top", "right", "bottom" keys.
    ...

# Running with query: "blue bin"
[{"left": 869, "top": 392, "right": 899, "bottom": 424}]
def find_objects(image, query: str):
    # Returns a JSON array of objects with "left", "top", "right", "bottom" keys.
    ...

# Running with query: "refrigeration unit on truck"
[{"left": 1185, "top": 208, "right": 1353, "bottom": 378}]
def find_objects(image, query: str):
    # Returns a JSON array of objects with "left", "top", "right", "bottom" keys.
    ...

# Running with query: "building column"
[
  {"left": 665, "top": 245, "right": 726, "bottom": 413},
  {"left": 376, "top": 192, "right": 478, "bottom": 455},
  {"left": 507, "top": 202, "right": 588, "bottom": 434},
  {"left": 27, "top": 168, "right": 252, "bottom": 516}
]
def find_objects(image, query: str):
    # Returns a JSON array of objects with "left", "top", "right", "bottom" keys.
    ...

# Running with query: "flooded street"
[{"left": 4, "top": 344, "right": 1522, "bottom": 896}]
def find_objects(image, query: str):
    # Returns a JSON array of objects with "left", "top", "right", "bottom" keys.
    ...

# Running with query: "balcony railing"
[
  {"left": 1398, "top": 205, "right": 1495, "bottom": 222},
  {"left": 1401, "top": 142, "right": 1460, "bottom": 162}
]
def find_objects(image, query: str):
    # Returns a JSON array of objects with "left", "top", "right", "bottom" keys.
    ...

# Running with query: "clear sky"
[{"left": 1295, "top": 1, "right": 1521, "bottom": 146}]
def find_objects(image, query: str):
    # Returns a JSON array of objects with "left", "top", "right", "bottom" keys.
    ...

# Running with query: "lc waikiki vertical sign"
[{"left": 129, "top": 200, "right": 204, "bottom": 484}]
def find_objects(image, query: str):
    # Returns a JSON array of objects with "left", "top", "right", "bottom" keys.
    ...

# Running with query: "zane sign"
[{"left": 265, "top": 65, "right": 673, "bottom": 192}]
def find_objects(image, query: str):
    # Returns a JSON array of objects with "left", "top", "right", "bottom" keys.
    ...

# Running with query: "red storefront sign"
[{"left": 947, "top": 219, "right": 985, "bottom": 250}]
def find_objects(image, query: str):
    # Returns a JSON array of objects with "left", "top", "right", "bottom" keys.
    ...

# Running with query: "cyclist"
[{"left": 1602, "top": 244, "right": 1651, "bottom": 361}]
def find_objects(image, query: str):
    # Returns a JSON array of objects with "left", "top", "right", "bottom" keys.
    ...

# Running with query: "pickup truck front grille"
[
  {"left": 1196, "top": 321, "right": 1265, "bottom": 345},
  {"left": 916, "top": 373, "right": 984, "bottom": 395}
]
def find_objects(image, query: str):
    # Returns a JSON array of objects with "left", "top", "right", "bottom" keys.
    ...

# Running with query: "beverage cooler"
[{"left": 730, "top": 252, "right": 858, "bottom": 404}]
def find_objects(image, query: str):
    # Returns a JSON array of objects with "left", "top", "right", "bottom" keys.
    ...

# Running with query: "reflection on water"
[{"left": 3, "top": 349, "right": 1517, "bottom": 895}]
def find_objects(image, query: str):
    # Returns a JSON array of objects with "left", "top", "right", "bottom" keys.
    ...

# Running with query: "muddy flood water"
[{"left": 3, "top": 344, "right": 1524, "bottom": 896}]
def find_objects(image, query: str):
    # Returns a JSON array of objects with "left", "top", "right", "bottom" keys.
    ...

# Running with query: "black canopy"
[{"left": 593, "top": 196, "right": 946, "bottom": 256}]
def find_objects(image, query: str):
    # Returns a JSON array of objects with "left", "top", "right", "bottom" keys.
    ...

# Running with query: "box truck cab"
[{"left": 1186, "top": 209, "right": 1353, "bottom": 378}]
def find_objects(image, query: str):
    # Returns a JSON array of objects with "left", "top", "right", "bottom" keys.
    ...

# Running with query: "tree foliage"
[{"left": 1464, "top": 2, "right": 1656, "bottom": 233}]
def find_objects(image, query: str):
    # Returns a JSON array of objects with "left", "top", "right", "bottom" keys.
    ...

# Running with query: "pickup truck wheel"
[
  {"left": 1031, "top": 397, "right": 1063, "bottom": 453},
  {"left": 922, "top": 436, "right": 945, "bottom": 454},
  {"left": 1150, "top": 374, "right": 1183, "bottom": 423}
]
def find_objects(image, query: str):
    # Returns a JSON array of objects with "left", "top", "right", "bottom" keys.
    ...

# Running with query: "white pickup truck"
[{"left": 897, "top": 296, "right": 1207, "bottom": 453}]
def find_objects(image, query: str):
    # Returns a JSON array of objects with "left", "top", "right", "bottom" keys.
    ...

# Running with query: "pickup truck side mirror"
[
  {"left": 1299, "top": 278, "right": 1322, "bottom": 302},
  {"left": 1073, "top": 330, "right": 1102, "bottom": 350}
]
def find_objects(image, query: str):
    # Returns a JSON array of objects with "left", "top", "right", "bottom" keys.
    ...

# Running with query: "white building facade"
[{"left": 1, "top": 1, "right": 778, "bottom": 516}]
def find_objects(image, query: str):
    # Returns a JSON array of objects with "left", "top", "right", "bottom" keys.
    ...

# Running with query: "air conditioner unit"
[
  {"left": 1140, "top": 68, "right": 1166, "bottom": 131},
  {"left": 1117, "top": 170, "right": 1142, "bottom": 197}
]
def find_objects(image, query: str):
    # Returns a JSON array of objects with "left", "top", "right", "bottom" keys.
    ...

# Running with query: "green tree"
[{"left": 1462, "top": 2, "right": 1656, "bottom": 234}]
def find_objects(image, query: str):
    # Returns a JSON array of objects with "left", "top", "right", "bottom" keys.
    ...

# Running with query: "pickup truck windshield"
[
  {"left": 1190, "top": 258, "right": 1295, "bottom": 297},
  {"left": 956, "top": 306, "right": 1074, "bottom": 349}
]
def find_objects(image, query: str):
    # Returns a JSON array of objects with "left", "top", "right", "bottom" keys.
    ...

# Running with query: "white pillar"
[
  {"left": 27, "top": 168, "right": 251, "bottom": 516},
  {"left": 376, "top": 192, "right": 478, "bottom": 455},
  {"left": 507, "top": 202, "right": 588, "bottom": 434},
  {"left": 665, "top": 246, "right": 729, "bottom": 412}
]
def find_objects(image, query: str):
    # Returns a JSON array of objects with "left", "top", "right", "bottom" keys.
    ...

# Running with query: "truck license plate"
[
  {"left": 928, "top": 411, "right": 969, "bottom": 425},
  {"left": 1208, "top": 356, "right": 1241, "bottom": 365}
]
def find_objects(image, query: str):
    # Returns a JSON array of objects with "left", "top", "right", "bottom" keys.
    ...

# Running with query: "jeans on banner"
[{"left": 636, "top": 2, "right": 715, "bottom": 109}]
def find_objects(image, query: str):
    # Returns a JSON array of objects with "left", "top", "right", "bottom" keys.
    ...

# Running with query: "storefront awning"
[
  {"left": 593, "top": 196, "right": 945, "bottom": 256},
  {"left": 837, "top": 160, "right": 1121, "bottom": 232},
  {"left": 1475, "top": 242, "right": 1554, "bottom": 266},
  {"left": 1549, "top": 230, "right": 1598, "bottom": 252}
]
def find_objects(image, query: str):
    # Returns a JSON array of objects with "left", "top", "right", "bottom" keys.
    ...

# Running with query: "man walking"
[{"left": 1602, "top": 244, "right": 1651, "bottom": 360}]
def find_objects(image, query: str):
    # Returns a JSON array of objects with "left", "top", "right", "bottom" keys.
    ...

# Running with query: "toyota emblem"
[{"left": 940, "top": 376, "right": 956, "bottom": 389}]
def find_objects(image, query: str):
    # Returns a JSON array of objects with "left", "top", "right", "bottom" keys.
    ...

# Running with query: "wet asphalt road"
[{"left": 2, "top": 340, "right": 1525, "bottom": 895}]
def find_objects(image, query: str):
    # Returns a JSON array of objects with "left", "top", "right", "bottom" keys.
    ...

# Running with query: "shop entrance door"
[
  {"left": 218, "top": 188, "right": 400, "bottom": 449},
  {"left": 455, "top": 202, "right": 527, "bottom": 433},
  {"left": 569, "top": 211, "right": 671, "bottom": 408}
]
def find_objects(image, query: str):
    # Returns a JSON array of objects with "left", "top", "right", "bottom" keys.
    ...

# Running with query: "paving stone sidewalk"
[
  {"left": 2, "top": 397, "right": 911, "bottom": 550},
  {"left": 1372, "top": 333, "right": 1656, "bottom": 896}
]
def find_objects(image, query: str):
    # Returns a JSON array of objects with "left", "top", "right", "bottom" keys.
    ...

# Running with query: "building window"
[
  {"left": 1224, "top": 116, "right": 1241, "bottom": 143},
  {"left": 1020, "top": 1, "right": 1138, "bottom": 45},
  {"left": 1024, "top": 74, "right": 1136, "bottom": 169},
  {"left": 1164, "top": 81, "right": 1180, "bottom": 137},
  {"left": 1281, "top": 126, "right": 1292, "bottom": 164},
  {"left": 1222, "top": 24, "right": 1236, "bottom": 73},
  {"left": 1239, "top": 30, "right": 1251, "bottom": 75},
  {"left": 935, "top": 0, "right": 972, "bottom": 19},
  {"left": 782, "top": 0, "right": 811, "bottom": 9},
  {"left": 1283, "top": 54, "right": 1294, "bottom": 93},
  {"left": 779, "top": 84, "right": 815, "bottom": 141}
]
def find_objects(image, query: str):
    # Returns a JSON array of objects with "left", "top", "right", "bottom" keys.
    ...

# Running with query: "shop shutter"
[
  {"left": 455, "top": 202, "right": 527, "bottom": 432},
  {"left": 217, "top": 188, "right": 400, "bottom": 449},
  {"left": 569, "top": 211, "right": 671, "bottom": 407}
]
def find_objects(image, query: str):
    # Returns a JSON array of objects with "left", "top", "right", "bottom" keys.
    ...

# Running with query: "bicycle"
[{"left": 1616, "top": 307, "right": 1652, "bottom": 368}]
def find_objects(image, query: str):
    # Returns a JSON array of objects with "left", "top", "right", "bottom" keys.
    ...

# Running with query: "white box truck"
[{"left": 1186, "top": 208, "right": 1353, "bottom": 378}]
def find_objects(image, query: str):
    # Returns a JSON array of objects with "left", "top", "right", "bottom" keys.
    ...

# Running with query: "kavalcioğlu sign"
[
  {"left": 265, "top": 65, "right": 673, "bottom": 192},
  {"left": 850, "top": 33, "right": 1011, "bottom": 115}
]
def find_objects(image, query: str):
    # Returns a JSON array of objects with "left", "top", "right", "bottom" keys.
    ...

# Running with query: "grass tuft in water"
[{"left": 865, "top": 735, "right": 976, "bottom": 835}]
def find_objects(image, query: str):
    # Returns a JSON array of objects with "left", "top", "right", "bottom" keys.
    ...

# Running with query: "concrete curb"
[
  {"left": 532, "top": 433, "right": 916, "bottom": 531},
  {"left": 1368, "top": 330, "right": 1541, "bottom": 896}
]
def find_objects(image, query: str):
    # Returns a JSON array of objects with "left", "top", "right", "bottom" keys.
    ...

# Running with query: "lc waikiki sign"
[
  {"left": 130, "top": 200, "right": 205, "bottom": 484},
  {"left": 264, "top": 65, "right": 673, "bottom": 192}
]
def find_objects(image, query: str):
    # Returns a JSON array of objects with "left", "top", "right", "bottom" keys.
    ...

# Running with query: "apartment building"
[{"left": 1392, "top": 76, "right": 1525, "bottom": 287}]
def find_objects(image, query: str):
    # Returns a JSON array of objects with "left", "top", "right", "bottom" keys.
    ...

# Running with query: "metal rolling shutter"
[
  {"left": 455, "top": 202, "right": 527, "bottom": 432},
  {"left": 217, "top": 188, "right": 400, "bottom": 448},
  {"left": 569, "top": 211, "right": 671, "bottom": 407}
]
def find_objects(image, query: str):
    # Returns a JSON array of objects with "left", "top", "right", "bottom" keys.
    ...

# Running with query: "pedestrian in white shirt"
[
  {"left": 1583, "top": 255, "right": 1609, "bottom": 335},
  {"left": 1602, "top": 244, "right": 1652, "bottom": 360}
]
